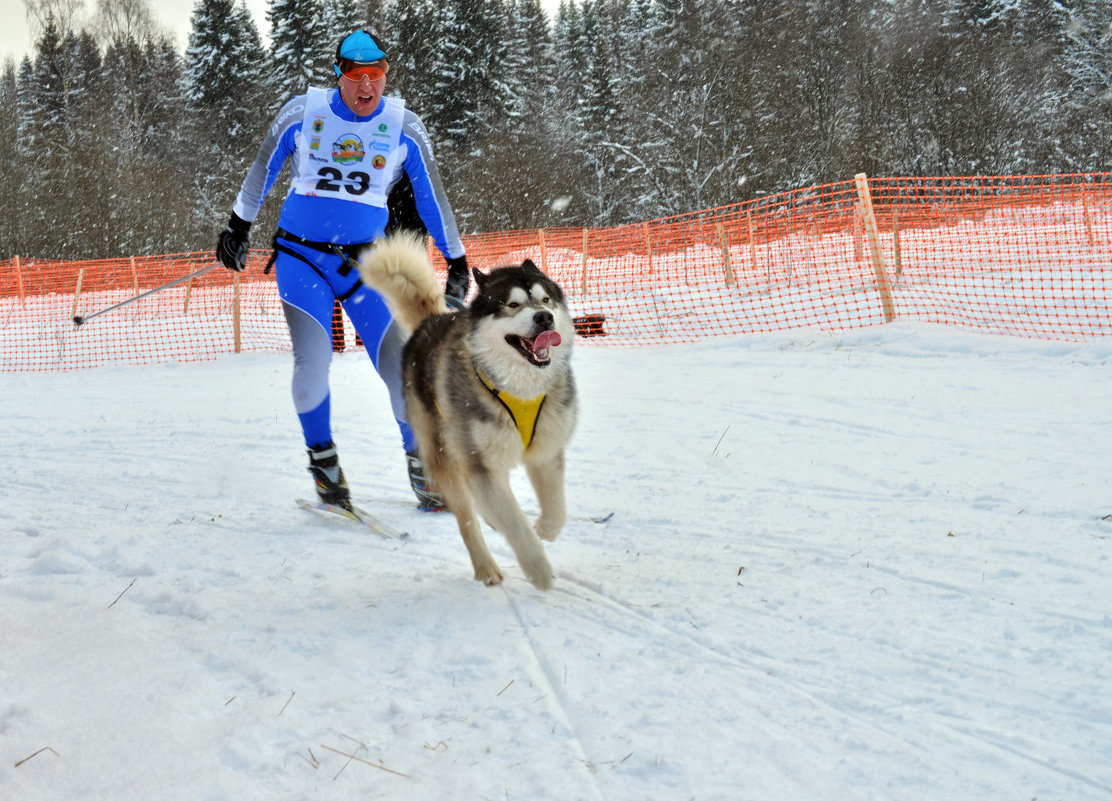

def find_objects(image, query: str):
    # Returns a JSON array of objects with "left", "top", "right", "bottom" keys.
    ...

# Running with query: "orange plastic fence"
[{"left": 2, "top": 173, "right": 1108, "bottom": 373}]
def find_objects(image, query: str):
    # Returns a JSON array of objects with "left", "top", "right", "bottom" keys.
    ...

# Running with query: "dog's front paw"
[
  {"left": 474, "top": 561, "right": 504, "bottom": 586},
  {"left": 520, "top": 551, "right": 555, "bottom": 591},
  {"left": 527, "top": 568, "right": 555, "bottom": 591},
  {"left": 534, "top": 518, "right": 563, "bottom": 542}
]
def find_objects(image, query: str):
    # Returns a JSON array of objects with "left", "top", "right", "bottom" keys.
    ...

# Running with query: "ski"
[{"left": 296, "top": 498, "right": 409, "bottom": 540}]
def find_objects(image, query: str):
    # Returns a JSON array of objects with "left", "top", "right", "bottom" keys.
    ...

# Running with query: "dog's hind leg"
[
  {"left": 525, "top": 452, "right": 567, "bottom": 543},
  {"left": 434, "top": 471, "right": 504, "bottom": 586},
  {"left": 473, "top": 474, "right": 554, "bottom": 591}
]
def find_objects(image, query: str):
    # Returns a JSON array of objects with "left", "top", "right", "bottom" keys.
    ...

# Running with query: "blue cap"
[{"left": 336, "top": 30, "right": 387, "bottom": 64}]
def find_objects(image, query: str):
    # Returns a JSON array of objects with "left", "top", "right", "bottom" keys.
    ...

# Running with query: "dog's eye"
[{"left": 507, "top": 301, "right": 521, "bottom": 309}]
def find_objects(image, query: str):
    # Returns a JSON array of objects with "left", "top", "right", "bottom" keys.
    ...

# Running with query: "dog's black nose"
[{"left": 534, "top": 310, "right": 553, "bottom": 329}]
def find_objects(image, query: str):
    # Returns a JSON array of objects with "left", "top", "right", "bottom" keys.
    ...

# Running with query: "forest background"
[{"left": 2, "top": 0, "right": 1110, "bottom": 261}]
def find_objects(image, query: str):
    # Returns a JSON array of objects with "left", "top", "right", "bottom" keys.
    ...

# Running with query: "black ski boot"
[
  {"left": 405, "top": 450, "right": 444, "bottom": 511},
  {"left": 308, "top": 442, "right": 351, "bottom": 510}
]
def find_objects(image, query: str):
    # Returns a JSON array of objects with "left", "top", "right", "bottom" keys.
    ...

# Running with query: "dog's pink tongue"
[{"left": 533, "top": 330, "right": 562, "bottom": 351}]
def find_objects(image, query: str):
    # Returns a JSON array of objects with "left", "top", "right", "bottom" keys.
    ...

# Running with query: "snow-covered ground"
[{"left": 2, "top": 322, "right": 1110, "bottom": 800}]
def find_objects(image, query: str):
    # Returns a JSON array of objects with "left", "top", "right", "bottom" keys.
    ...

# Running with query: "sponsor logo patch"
[{"left": 332, "top": 134, "right": 365, "bottom": 164}]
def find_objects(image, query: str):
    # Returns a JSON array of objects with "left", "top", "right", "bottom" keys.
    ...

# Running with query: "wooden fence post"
[
  {"left": 233, "top": 272, "right": 241, "bottom": 354},
  {"left": 642, "top": 222, "right": 653, "bottom": 275},
  {"left": 14, "top": 255, "right": 26, "bottom": 309},
  {"left": 580, "top": 228, "right": 589, "bottom": 296},
  {"left": 716, "top": 223, "right": 735, "bottom": 286},
  {"left": 854, "top": 173, "right": 896, "bottom": 323},
  {"left": 853, "top": 202, "right": 864, "bottom": 264},
  {"left": 1082, "top": 185, "right": 1095, "bottom": 247},
  {"left": 747, "top": 209, "right": 760, "bottom": 281},
  {"left": 891, "top": 206, "right": 903, "bottom": 277},
  {"left": 183, "top": 277, "right": 194, "bottom": 315},
  {"left": 129, "top": 256, "right": 139, "bottom": 319},
  {"left": 538, "top": 228, "right": 548, "bottom": 273},
  {"left": 71, "top": 268, "right": 84, "bottom": 320}
]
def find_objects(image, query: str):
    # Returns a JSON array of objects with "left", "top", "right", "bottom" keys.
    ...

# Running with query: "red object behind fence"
[{"left": 2, "top": 173, "right": 1109, "bottom": 373}]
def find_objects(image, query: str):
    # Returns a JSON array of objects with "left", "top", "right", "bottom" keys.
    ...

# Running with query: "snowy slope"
[{"left": 2, "top": 323, "right": 1111, "bottom": 800}]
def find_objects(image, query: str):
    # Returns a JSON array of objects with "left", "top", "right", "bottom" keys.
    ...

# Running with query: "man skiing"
[{"left": 215, "top": 29, "right": 469, "bottom": 510}]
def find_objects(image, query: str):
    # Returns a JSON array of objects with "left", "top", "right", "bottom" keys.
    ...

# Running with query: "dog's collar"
[{"left": 473, "top": 364, "right": 546, "bottom": 448}]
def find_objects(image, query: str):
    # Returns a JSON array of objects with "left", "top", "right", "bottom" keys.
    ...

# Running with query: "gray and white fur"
[{"left": 358, "top": 234, "right": 578, "bottom": 590}]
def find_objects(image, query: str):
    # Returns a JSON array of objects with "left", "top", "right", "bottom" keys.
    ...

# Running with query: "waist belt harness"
[{"left": 268, "top": 227, "right": 371, "bottom": 301}]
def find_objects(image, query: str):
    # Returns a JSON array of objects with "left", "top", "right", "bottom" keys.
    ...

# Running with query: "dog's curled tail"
[{"left": 357, "top": 233, "right": 449, "bottom": 333}]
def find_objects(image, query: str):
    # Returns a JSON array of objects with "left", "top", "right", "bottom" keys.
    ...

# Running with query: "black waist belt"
[{"left": 269, "top": 228, "right": 373, "bottom": 301}]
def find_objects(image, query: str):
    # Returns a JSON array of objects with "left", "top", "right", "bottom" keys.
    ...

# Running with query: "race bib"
[{"left": 292, "top": 87, "right": 406, "bottom": 207}]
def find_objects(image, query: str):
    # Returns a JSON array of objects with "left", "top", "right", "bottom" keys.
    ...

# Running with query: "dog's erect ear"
[
  {"left": 520, "top": 258, "right": 563, "bottom": 303},
  {"left": 472, "top": 267, "right": 489, "bottom": 289}
]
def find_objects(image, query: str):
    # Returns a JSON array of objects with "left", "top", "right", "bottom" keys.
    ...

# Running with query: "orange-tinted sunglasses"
[{"left": 336, "top": 59, "right": 387, "bottom": 82}]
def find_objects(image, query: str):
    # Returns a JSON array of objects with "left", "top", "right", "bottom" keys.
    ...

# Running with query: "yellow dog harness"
[{"left": 474, "top": 365, "right": 546, "bottom": 448}]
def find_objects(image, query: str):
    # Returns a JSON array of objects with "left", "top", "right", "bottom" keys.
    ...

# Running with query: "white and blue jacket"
[{"left": 232, "top": 87, "right": 465, "bottom": 260}]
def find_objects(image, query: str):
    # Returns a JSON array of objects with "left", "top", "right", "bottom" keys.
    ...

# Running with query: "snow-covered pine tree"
[
  {"left": 610, "top": 0, "right": 678, "bottom": 219},
  {"left": 321, "top": 0, "right": 372, "bottom": 50},
  {"left": 386, "top": 0, "right": 446, "bottom": 115},
  {"left": 184, "top": 0, "right": 270, "bottom": 239},
  {"left": 139, "top": 38, "right": 206, "bottom": 252},
  {"left": 98, "top": 34, "right": 194, "bottom": 255},
  {"left": 101, "top": 35, "right": 145, "bottom": 157},
  {"left": 499, "top": 0, "right": 570, "bottom": 226},
  {"left": 0, "top": 62, "right": 21, "bottom": 258},
  {"left": 553, "top": 0, "right": 660, "bottom": 224},
  {"left": 448, "top": 0, "right": 570, "bottom": 230},
  {"left": 20, "top": 20, "right": 71, "bottom": 257},
  {"left": 362, "top": 0, "right": 392, "bottom": 41},
  {"left": 551, "top": 0, "right": 586, "bottom": 114},
  {"left": 184, "top": 0, "right": 269, "bottom": 146},
  {"left": 29, "top": 17, "right": 68, "bottom": 144},
  {"left": 91, "top": 0, "right": 172, "bottom": 250},
  {"left": 7, "top": 57, "right": 41, "bottom": 256},
  {"left": 548, "top": 0, "right": 592, "bottom": 222},
  {"left": 580, "top": 2, "right": 623, "bottom": 223},
  {"left": 1061, "top": 0, "right": 1112, "bottom": 169},
  {"left": 503, "top": 0, "right": 554, "bottom": 119},
  {"left": 640, "top": 0, "right": 750, "bottom": 214},
  {"left": 1006, "top": 0, "right": 1069, "bottom": 173},
  {"left": 429, "top": 0, "right": 509, "bottom": 154},
  {"left": 137, "top": 37, "right": 191, "bottom": 159},
  {"left": 266, "top": 0, "right": 327, "bottom": 107},
  {"left": 63, "top": 29, "right": 109, "bottom": 252}
]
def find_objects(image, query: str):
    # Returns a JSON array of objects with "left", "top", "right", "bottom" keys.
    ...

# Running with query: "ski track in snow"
[{"left": 1, "top": 321, "right": 1111, "bottom": 800}]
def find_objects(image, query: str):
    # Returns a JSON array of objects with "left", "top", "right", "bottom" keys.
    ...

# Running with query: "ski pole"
[{"left": 72, "top": 263, "right": 221, "bottom": 326}]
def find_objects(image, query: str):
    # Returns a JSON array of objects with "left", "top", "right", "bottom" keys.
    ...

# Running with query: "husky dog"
[{"left": 358, "top": 234, "right": 577, "bottom": 590}]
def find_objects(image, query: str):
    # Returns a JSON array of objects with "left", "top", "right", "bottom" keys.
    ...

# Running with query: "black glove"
[
  {"left": 216, "top": 212, "right": 251, "bottom": 272},
  {"left": 444, "top": 255, "right": 470, "bottom": 309}
]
